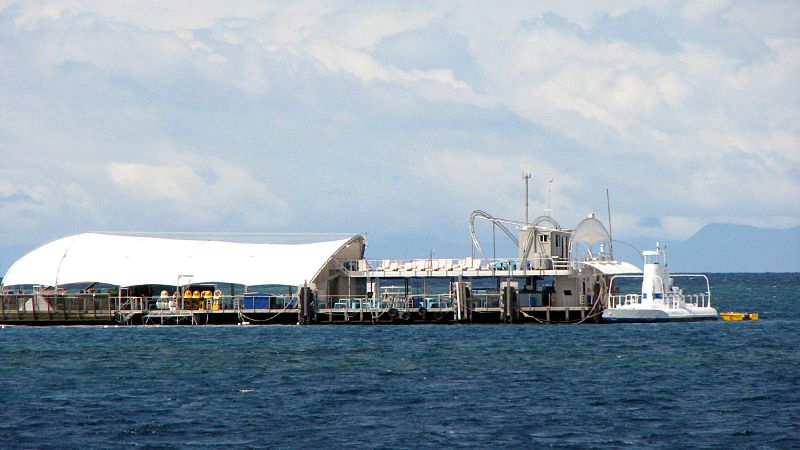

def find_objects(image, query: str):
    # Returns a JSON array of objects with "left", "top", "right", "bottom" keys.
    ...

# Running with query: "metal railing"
[
  {"left": 608, "top": 292, "right": 711, "bottom": 309},
  {"left": 0, "top": 292, "right": 306, "bottom": 320},
  {"left": 316, "top": 293, "right": 454, "bottom": 311},
  {"left": 337, "top": 255, "right": 571, "bottom": 274},
  {"left": 0, "top": 293, "right": 114, "bottom": 321},
  {"left": 472, "top": 292, "right": 501, "bottom": 308},
  {"left": 607, "top": 274, "right": 712, "bottom": 310}
]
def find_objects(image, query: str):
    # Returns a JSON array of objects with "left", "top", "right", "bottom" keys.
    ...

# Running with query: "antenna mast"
[
  {"left": 606, "top": 188, "right": 614, "bottom": 259},
  {"left": 523, "top": 172, "right": 531, "bottom": 224}
]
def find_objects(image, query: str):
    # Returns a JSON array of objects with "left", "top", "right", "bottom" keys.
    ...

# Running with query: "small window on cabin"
[
  {"left": 563, "top": 290, "right": 572, "bottom": 296},
  {"left": 555, "top": 235, "right": 561, "bottom": 247},
  {"left": 539, "top": 234, "right": 548, "bottom": 243}
]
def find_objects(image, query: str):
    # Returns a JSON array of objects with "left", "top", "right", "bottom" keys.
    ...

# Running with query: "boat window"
[
  {"left": 563, "top": 290, "right": 572, "bottom": 295},
  {"left": 539, "top": 234, "right": 548, "bottom": 243}
]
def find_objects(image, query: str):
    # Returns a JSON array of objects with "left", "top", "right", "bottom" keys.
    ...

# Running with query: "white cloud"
[
  {"left": 106, "top": 157, "right": 289, "bottom": 227},
  {"left": 681, "top": 0, "right": 731, "bottom": 21},
  {"left": 108, "top": 163, "right": 197, "bottom": 203},
  {"left": 0, "top": 0, "right": 798, "bottom": 268}
]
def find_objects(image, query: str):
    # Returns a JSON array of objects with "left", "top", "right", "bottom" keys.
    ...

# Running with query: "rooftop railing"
[{"left": 337, "top": 255, "right": 574, "bottom": 275}]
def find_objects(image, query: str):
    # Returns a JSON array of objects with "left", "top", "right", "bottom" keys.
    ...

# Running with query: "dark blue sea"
[{"left": 1, "top": 273, "right": 799, "bottom": 448}]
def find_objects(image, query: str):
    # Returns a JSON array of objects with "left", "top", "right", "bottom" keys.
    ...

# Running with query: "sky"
[{"left": 0, "top": 0, "right": 798, "bottom": 268}]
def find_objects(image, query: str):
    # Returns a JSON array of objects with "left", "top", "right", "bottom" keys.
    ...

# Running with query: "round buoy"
[
  {"left": 388, "top": 308, "right": 399, "bottom": 318},
  {"left": 418, "top": 307, "right": 427, "bottom": 316},
  {"left": 434, "top": 311, "right": 444, "bottom": 321}
]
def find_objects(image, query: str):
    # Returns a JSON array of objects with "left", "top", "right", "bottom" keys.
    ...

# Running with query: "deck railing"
[
  {"left": 472, "top": 292, "right": 501, "bottom": 308},
  {"left": 316, "top": 294, "right": 454, "bottom": 311},
  {"left": 0, "top": 293, "right": 114, "bottom": 320},
  {"left": 608, "top": 292, "right": 711, "bottom": 309},
  {"left": 337, "top": 255, "right": 571, "bottom": 274},
  {"left": 607, "top": 274, "right": 712, "bottom": 310}
]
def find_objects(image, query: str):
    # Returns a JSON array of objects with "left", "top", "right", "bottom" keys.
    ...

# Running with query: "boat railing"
[
  {"left": 608, "top": 291, "right": 711, "bottom": 309},
  {"left": 672, "top": 292, "right": 711, "bottom": 309},
  {"left": 609, "top": 293, "right": 642, "bottom": 308},
  {"left": 669, "top": 274, "right": 712, "bottom": 308},
  {"left": 607, "top": 274, "right": 712, "bottom": 309}
]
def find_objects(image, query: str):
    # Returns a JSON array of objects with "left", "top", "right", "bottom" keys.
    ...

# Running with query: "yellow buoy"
[
  {"left": 720, "top": 312, "right": 744, "bottom": 321},
  {"left": 720, "top": 312, "right": 758, "bottom": 321}
]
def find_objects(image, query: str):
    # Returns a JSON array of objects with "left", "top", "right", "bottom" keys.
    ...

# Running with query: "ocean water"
[{"left": 1, "top": 273, "right": 798, "bottom": 448}]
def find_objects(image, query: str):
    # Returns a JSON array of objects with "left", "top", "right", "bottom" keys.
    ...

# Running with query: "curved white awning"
[
  {"left": 582, "top": 260, "right": 642, "bottom": 275},
  {"left": 570, "top": 216, "right": 611, "bottom": 246},
  {"left": 2, "top": 233, "right": 362, "bottom": 288}
]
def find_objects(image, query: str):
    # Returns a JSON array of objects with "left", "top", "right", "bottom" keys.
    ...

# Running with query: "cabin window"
[
  {"left": 539, "top": 234, "right": 548, "bottom": 243},
  {"left": 563, "top": 290, "right": 572, "bottom": 296},
  {"left": 555, "top": 235, "right": 561, "bottom": 247}
]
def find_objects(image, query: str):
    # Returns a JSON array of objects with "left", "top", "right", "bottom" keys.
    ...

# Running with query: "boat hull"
[{"left": 602, "top": 307, "right": 718, "bottom": 323}]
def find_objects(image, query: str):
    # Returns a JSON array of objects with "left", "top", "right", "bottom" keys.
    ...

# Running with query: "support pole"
[
  {"left": 523, "top": 172, "right": 531, "bottom": 224},
  {"left": 606, "top": 188, "right": 613, "bottom": 259},
  {"left": 299, "top": 281, "right": 310, "bottom": 325},
  {"left": 455, "top": 275, "right": 464, "bottom": 322}
]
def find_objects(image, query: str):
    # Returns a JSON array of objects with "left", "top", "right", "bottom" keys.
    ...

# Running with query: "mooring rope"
[{"left": 237, "top": 297, "right": 298, "bottom": 323}]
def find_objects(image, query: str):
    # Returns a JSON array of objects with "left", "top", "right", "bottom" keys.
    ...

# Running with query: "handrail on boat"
[{"left": 607, "top": 273, "right": 712, "bottom": 309}]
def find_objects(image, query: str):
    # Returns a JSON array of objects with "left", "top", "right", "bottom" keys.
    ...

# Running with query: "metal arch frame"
[
  {"left": 531, "top": 215, "right": 561, "bottom": 230},
  {"left": 469, "top": 210, "right": 562, "bottom": 262},
  {"left": 469, "top": 210, "right": 520, "bottom": 261}
]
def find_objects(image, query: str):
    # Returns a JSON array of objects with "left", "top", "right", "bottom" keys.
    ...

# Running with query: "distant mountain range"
[{"left": 625, "top": 223, "right": 800, "bottom": 273}]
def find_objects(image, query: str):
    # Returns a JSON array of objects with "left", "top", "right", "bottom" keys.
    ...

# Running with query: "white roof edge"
[
  {"left": 2, "top": 233, "right": 364, "bottom": 288},
  {"left": 582, "top": 260, "right": 643, "bottom": 274}
]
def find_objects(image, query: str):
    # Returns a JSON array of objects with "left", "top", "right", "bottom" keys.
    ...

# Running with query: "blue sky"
[{"left": 0, "top": 0, "right": 798, "bottom": 267}]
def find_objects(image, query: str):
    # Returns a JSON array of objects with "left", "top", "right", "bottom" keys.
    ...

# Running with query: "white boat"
[{"left": 602, "top": 243, "right": 718, "bottom": 323}]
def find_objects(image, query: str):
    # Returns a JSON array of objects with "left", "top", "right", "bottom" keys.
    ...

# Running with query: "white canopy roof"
[
  {"left": 582, "top": 260, "right": 642, "bottom": 275},
  {"left": 2, "top": 233, "right": 361, "bottom": 288},
  {"left": 570, "top": 216, "right": 611, "bottom": 246}
]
